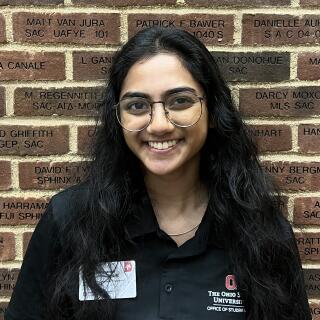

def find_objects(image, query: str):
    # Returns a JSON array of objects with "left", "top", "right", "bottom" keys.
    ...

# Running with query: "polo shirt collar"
[{"left": 124, "top": 190, "right": 221, "bottom": 251}]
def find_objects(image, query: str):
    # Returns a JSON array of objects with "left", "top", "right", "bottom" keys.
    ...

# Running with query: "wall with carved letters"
[{"left": 0, "top": 0, "right": 320, "bottom": 318}]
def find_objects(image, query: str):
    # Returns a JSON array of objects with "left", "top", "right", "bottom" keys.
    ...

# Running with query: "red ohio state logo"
[
  {"left": 225, "top": 274, "right": 237, "bottom": 290},
  {"left": 124, "top": 261, "right": 132, "bottom": 272}
]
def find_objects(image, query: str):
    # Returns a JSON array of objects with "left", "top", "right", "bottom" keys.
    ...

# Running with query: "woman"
[{"left": 5, "top": 26, "right": 311, "bottom": 320}]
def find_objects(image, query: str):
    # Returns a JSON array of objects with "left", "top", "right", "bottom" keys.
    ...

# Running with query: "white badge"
[{"left": 79, "top": 260, "right": 136, "bottom": 301}]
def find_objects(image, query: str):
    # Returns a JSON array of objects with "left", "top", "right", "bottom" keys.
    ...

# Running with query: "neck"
[{"left": 143, "top": 161, "right": 208, "bottom": 222}]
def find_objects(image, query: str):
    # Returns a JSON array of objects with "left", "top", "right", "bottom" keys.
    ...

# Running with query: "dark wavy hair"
[{"left": 47, "top": 27, "right": 309, "bottom": 320}]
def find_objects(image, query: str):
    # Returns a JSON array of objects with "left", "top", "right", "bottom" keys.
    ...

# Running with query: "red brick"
[
  {"left": 77, "top": 125, "right": 96, "bottom": 155},
  {"left": 0, "top": 162, "right": 11, "bottom": 191},
  {"left": 73, "top": 51, "right": 114, "bottom": 80},
  {"left": 23, "top": 232, "right": 32, "bottom": 257},
  {"left": 294, "top": 197, "right": 320, "bottom": 226},
  {"left": 298, "top": 125, "right": 320, "bottom": 153},
  {"left": 0, "top": 15, "right": 5, "bottom": 43},
  {"left": 300, "top": 0, "right": 320, "bottom": 5},
  {"left": 262, "top": 161, "right": 320, "bottom": 192},
  {"left": 0, "top": 269, "right": 19, "bottom": 296},
  {"left": 298, "top": 53, "right": 320, "bottom": 81},
  {"left": 13, "top": 13, "right": 120, "bottom": 45},
  {"left": 0, "top": 0, "right": 62, "bottom": 4},
  {"left": 185, "top": 0, "right": 289, "bottom": 5},
  {"left": 0, "top": 87, "right": 4, "bottom": 117},
  {"left": 246, "top": 125, "right": 292, "bottom": 152},
  {"left": 128, "top": 14, "right": 234, "bottom": 45},
  {"left": 19, "top": 161, "right": 89, "bottom": 190},
  {"left": 0, "top": 233, "right": 15, "bottom": 261},
  {"left": 239, "top": 87, "right": 320, "bottom": 117},
  {"left": 304, "top": 269, "right": 320, "bottom": 298},
  {"left": 0, "top": 302, "right": 8, "bottom": 320},
  {"left": 296, "top": 233, "right": 320, "bottom": 261},
  {"left": 310, "top": 303, "right": 320, "bottom": 319},
  {"left": 0, "top": 197, "right": 49, "bottom": 225},
  {"left": 242, "top": 15, "right": 320, "bottom": 46},
  {"left": 0, "top": 52, "right": 65, "bottom": 81},
  {"left": 73, "top": 0, "right": 175, "bottom": 5},
  {"left": 211, "top": 52, "right": 290, "bottom": 82},
  {"left": 14, "top": 87, "right": 104, "bottom": 116},
  {"left": 0, "top": 126, "right": 69, "bottom": 156}
]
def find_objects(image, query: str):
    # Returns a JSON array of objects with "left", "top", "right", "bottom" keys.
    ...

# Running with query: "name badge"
[{"left": 79, "top": 260, "right": 136, "bottom": 301}]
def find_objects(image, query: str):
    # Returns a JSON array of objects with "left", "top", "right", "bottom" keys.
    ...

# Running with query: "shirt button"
[{"left": 164, "top": 283, "right": 174, "bottom": 293}]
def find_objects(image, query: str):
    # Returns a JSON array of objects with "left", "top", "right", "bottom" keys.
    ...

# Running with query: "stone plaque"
[
  {"left": 310, "top": 303, "right": 320, "bottom": 320},
  {"left": 0, "top": 197, "right": 49, "bottom": 225},
  {"left": 0, "top": 126, "right": 69, "bottom": 156},
  {"left": 14, "top": 87, "right": 104, "bottom": 116},
  {"left": 246, "top": 125, "right": 291, "bottom": 152},
  {"left": 298, "top": 53, "right": 320, "bottom": 81},
  {"left": 19, "top": 161, "right": 89, "bottom": 190},
  {"left": 128, "top": 14, "right": 234, "bottom": 45},
  {"left": 0, "top": 52, "right": 65, "bottom": 81},
  {"left": 239, "top": 87, "right": 320, "bottom": 117},
  {"left": 304, "top": 269, "right": 320, "bottom": 298},
  {"left": 211, "top": 52, "right": 290, "bottom": 82},
  {"left": 296, "top": 233, "right": 320, "bottom": 261},
  {"left": 0, "top": 233, "right": 15, "bottom": 261},
  {"left": 294, "top": 197, "right": 320, "bottom": 226},
  {"left": 0, "top": 269, "right": 19, "bottom": 296},
  {"left": 13, "top": 13, "right": 120, "bottom": 45},
  {"left": 262, "top": 161, "right": 320, "bottom": 192},
  {"left": 73, "top": 52, "right": 114, "bottom": 80},
  {"left": 298, "top": 125, "right": 320, "bottom": 153},
  {"left": 243, "top": 14, "right": 320, "bottom": 45}
]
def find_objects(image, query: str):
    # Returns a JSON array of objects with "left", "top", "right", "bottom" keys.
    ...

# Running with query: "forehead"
[{"left": 120, "top": 53, "right": 203, "bottom": 98}]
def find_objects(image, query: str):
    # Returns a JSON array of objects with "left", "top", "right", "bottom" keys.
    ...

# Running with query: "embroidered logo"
[
  {"left": 225, "top": 274, "right": 237, "bottom": 290},
  {"left": 206, "top": 274, "right": 245, "bottom": 313}
]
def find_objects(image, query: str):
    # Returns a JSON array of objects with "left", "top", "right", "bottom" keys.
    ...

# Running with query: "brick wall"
[{"left": 0, "top": 0, "right": 320, "bottom": 318}]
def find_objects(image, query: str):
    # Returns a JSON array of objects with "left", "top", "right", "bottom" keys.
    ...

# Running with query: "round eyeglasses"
[{"left": 113, "top": 91, "right": 205, "bottom": 132}]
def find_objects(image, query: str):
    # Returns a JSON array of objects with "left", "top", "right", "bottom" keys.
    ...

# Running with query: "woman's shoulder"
[{"left": 49, "top": 183, "right": 90, "bottom": 226}]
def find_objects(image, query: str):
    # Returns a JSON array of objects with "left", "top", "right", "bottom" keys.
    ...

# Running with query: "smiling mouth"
[{"left": 145, "top": 139, "right": 183, "bottom": 151}]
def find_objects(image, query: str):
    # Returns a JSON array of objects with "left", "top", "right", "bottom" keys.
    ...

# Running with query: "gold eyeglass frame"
[{"left": 113, "top": 93, "right": 206, "bottom": 132}]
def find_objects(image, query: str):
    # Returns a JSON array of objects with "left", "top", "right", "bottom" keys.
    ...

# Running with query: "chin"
[{"left": 142, "top": 163, "right": 176, "bottom": 177}]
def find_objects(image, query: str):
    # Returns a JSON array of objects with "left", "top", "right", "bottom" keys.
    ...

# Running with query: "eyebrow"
[{"left": 120, "top": 86, "right": 198, "bottom": 100}]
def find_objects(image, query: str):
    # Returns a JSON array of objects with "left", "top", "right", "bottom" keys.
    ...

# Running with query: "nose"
[{"left": 146, "top": 102, "right": 174, "bottom": 133}]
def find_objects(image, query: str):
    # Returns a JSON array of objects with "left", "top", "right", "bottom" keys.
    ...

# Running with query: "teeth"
[{"left": 148, "top": 139, "right": 179, "bottom": 150}]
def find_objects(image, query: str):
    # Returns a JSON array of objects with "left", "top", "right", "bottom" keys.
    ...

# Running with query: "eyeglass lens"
[{"left": 116, "top": 92, "right": 202, "bottom": 131}]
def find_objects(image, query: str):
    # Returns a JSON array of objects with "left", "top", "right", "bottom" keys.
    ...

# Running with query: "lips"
[
  {"left": 148, "top": 139, "right": 179, "bottom": 149},
  {"left": 144, "top": 139, "right": 183, "bottom": 153}
]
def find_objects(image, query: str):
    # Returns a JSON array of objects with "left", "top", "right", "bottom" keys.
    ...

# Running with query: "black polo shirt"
[{"left": 4, "top": 186, "right": 309, "bottom": 319}]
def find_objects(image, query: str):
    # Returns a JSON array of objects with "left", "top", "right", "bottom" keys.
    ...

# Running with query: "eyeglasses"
[{"left": 113, "top": 91, "right": 205, "bottom": 132}]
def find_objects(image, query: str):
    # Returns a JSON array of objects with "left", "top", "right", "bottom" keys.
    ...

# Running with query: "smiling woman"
[{"left": 4, "top": 27, "right": 312, "bottom": 320}]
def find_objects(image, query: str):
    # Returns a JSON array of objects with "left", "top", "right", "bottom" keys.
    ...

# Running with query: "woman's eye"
[
  {"left": 170, "top": 96, "right": 194, "bottom": 106},
  {"left": 127, "top": 101, "right": 148, "bottom": 110},
  {"left": 128, "top": 103, "right": 144, "bottom": 110},
  {"left": 174, "top": 97, "right": 188, "bottom": 104}
]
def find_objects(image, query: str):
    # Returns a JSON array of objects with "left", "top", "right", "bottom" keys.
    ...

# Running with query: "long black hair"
[{"left": 47, "top": 27, "right": 309, "bottom": 320}]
